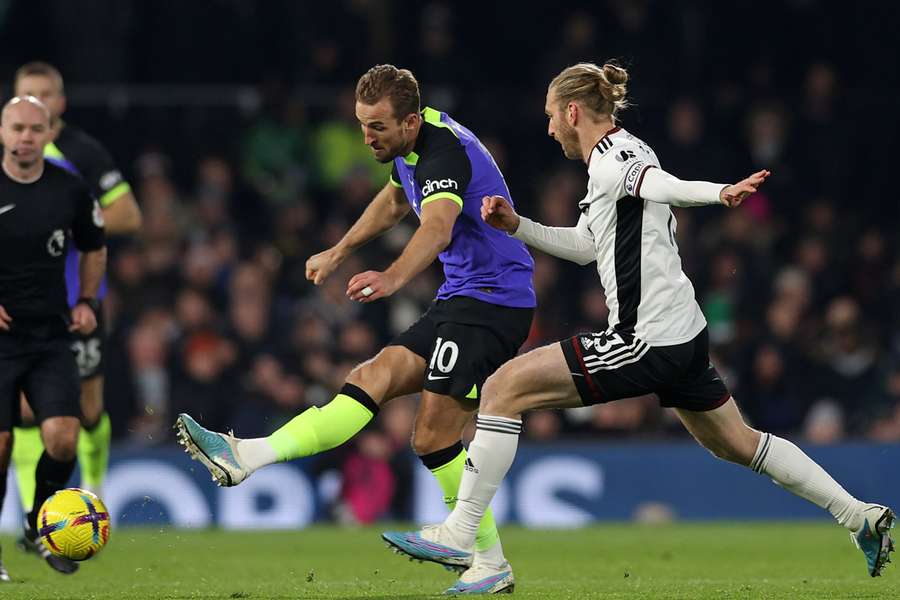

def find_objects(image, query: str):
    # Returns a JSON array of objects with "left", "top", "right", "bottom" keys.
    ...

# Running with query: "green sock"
[
  {"left": 12, "top": 426, "right": 44, "bottom": 513},
  {"left": 267, "top": 384, "right": 377, "bottom": 462},
  {"left": 78, "top": 412, "right": 111, "bottom": 491},
  {"left": 427, "top": 446, "right": 500, "bottom": 552}
]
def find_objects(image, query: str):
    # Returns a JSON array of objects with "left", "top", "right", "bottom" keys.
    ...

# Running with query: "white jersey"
[{"left": 515, "top": 127, "right": 727, "bottom": 347}]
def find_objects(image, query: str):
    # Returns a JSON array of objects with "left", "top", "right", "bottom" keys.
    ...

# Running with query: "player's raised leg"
[
  {"left": 385, "top": 342, "right": 579, "bottom": 593},
  {"left": 175, "top": 345, "right": 424, "bottom": 486},
  {"left": 676, "top": 399, "right": 895, "bottom": 577}
]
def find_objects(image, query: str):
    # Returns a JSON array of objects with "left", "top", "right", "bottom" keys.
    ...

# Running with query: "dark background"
[{"left": 1, "top": 3, "right": 898, "bottom": 508}]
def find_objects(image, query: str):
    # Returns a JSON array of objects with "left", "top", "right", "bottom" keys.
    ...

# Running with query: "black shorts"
[
  {"left": 0, "top": 322, "right": 81, "bottom": 431},
  {"left": 70, "top": 301, "right": 104, "bottom": 380},
  {"left": 391, "top": 296, "right": 533, "bottom": 401},
  {"left": 561, "top": 327, "right": 730, "bottom": 411}
]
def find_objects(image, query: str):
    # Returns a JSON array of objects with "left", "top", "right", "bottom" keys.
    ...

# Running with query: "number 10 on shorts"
[{"left": 429, "top": 337, "right": 459, "bottom": 374}]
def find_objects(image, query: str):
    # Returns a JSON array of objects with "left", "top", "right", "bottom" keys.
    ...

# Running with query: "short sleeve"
[
  {"left": 71, "top": 182, "right": 105, "bottom": 252},
  {"left": 588, "top": 144, "right": 657, "bottom": 202},
  {"left": 74, "top": 135, "right": 132, "bottom": 208},
  {"left": 414, "top": 146, "right": 472, "bottom": 210}
]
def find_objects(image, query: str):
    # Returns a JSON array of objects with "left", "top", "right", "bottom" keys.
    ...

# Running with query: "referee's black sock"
[{"left": 27, "top": 451, "right": 76, "bottom": 532}]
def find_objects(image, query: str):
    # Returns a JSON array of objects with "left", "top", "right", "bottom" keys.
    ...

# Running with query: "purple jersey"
[{"left": 391, "top": 108, "right": 535, "bottom": 308}]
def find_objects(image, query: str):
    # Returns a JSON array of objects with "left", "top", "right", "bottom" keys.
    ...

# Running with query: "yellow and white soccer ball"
[{"left": 37, "top": 487, "right": 111, "bottom": 561}]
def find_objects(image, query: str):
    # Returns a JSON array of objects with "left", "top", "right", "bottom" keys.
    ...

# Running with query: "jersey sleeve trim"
[
  {"left": 634, "top": 164, "right": 657, "bottom": 200},
  {"left": 388, "top": 173, "right": 403, "bottom": 188},
  {"left": 420, "top": 192, "right": 463, "bottom": 209},
  {"left": 98, "top": 181, "right": 132, "bottom": 207}
]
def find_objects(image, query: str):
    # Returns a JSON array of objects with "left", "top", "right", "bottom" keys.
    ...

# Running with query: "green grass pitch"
[{"left": 1, "top": 522, "right": 895, "bottom": 598}]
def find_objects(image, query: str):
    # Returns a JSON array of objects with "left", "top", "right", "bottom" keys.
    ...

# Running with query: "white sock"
[
  {"left": 236, "top": 438, "right": 279, "bottom": 472},
  {"left": 445, "top": 415, "right": 522, "bottom": 547},
  {"left": 473, "top": 538, "right": 506, "bottom": 567},
  {"left": 751, "top": 432, "right": 863, "bottom": 530}
]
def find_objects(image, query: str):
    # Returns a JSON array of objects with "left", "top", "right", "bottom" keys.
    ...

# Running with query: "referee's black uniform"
[
  {"left": 0, "top": 161, "right": 105, "bottom": 563},
  {"left": 0, "top": 160, "right": 105, "bottom": 428}
]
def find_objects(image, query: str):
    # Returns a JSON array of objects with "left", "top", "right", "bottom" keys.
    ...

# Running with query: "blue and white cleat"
[
  {"left": 174, "top": 413, "right": 250, "bottom": 487},
  {"left": 383, "top": 525, "right": 473, "bottom": 573},
  {"left": 851, "top": 504, "right": 895, "bottom": 577},
  {"left": 445, "top": 561, "right": 515, "bottom": 595}
]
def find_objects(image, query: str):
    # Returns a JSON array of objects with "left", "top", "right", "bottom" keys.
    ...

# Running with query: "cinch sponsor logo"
[
  {"left": 624, "top": 161, "right": 644, "bottom": 194},
  {"left": 421, "top": 178, "right": 458, "bottom": 196}
]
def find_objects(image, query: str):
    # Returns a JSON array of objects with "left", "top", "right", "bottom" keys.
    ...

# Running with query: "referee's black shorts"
[
  {"left": 561, "top": 327, "right": 730, "bottom": 411},
  {"left": 0, "top": 320, "right": 81, "bottom": 431},
  {"left": 391, "top": 295, "right": 533, "bottom": 402}
]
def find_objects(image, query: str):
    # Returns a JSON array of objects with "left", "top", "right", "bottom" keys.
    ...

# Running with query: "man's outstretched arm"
[
  {"left": 637, "top": 167, "right": 770, "bottom": 208},
  {"left": 482, "top": 195, "right": 596, "bottom": 266}
]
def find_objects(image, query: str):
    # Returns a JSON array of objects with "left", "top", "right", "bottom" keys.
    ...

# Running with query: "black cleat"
[{"left": 18, "top": 527, "right": 79, "bottom": 575}]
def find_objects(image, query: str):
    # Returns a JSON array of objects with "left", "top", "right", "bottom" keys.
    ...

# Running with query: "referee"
[
  {"left": 10, "top": 61, "right": 140, "bottom": 544},
  {"left": 0, "top": 96, "right": 106, "bottom": 578}
]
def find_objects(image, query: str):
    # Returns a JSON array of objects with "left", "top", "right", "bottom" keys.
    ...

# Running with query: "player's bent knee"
[
  {"left": 346, "top": 361, "right": 391, "bottom": 403},
  {"left": 700, "top": 438, "right": 746, "bottom": 465},
  {"left": 481, "top": 362, "right": 529, "bottom": 415},
  {"left": 346, "top": 348, "right": 418, "bottom": 404},
  {"left": 41, "top": 419, "right": 80, "bottom": 461}
]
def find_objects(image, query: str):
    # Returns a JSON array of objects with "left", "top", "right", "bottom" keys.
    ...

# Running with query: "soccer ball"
[{"left": 37, "top": 487, "right": 111, "bottom": 561}]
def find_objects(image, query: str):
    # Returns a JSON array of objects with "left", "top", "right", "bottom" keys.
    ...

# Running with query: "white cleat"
[
  {"left": 850, "top": 503, "right": 895, "bottom": 577},
  {"left": 382, "top": 524, "right": 474, "bottom": 573},
  {"left": 446, "top": 560, "right": 515, "bottom": 595}
]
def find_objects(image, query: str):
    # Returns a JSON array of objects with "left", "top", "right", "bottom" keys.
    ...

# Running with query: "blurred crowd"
[{"left": 1, "top": 1, "right": 897, "bottom": 522}]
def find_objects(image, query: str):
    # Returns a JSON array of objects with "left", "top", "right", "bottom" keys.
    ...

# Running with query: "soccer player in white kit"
[{"left": 383, "top": 62, "right": 895, "bottom": 583}]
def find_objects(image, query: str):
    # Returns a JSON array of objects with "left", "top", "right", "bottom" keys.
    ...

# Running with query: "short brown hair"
[
  {"left": 355, "top": 64, "right": 420, "bottom": 120},
  {"left": 14, "top": 61, "right": 64, "bottom": 93},
  {"left": 550, "top": 62, "right": 629, "bottom": 121}
]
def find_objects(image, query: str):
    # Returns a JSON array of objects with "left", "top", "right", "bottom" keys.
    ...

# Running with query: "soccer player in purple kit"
[{"left": 176, "top": 65, "right": 534, "bottom": 594}]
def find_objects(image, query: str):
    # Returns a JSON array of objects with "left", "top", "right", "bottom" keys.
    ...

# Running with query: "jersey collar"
[
  {"left": 402, "top": 107, "right": 440, "bottom": 166},
  {"left": 588, "top": 126, "right": 622, "bottom": 162}
]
